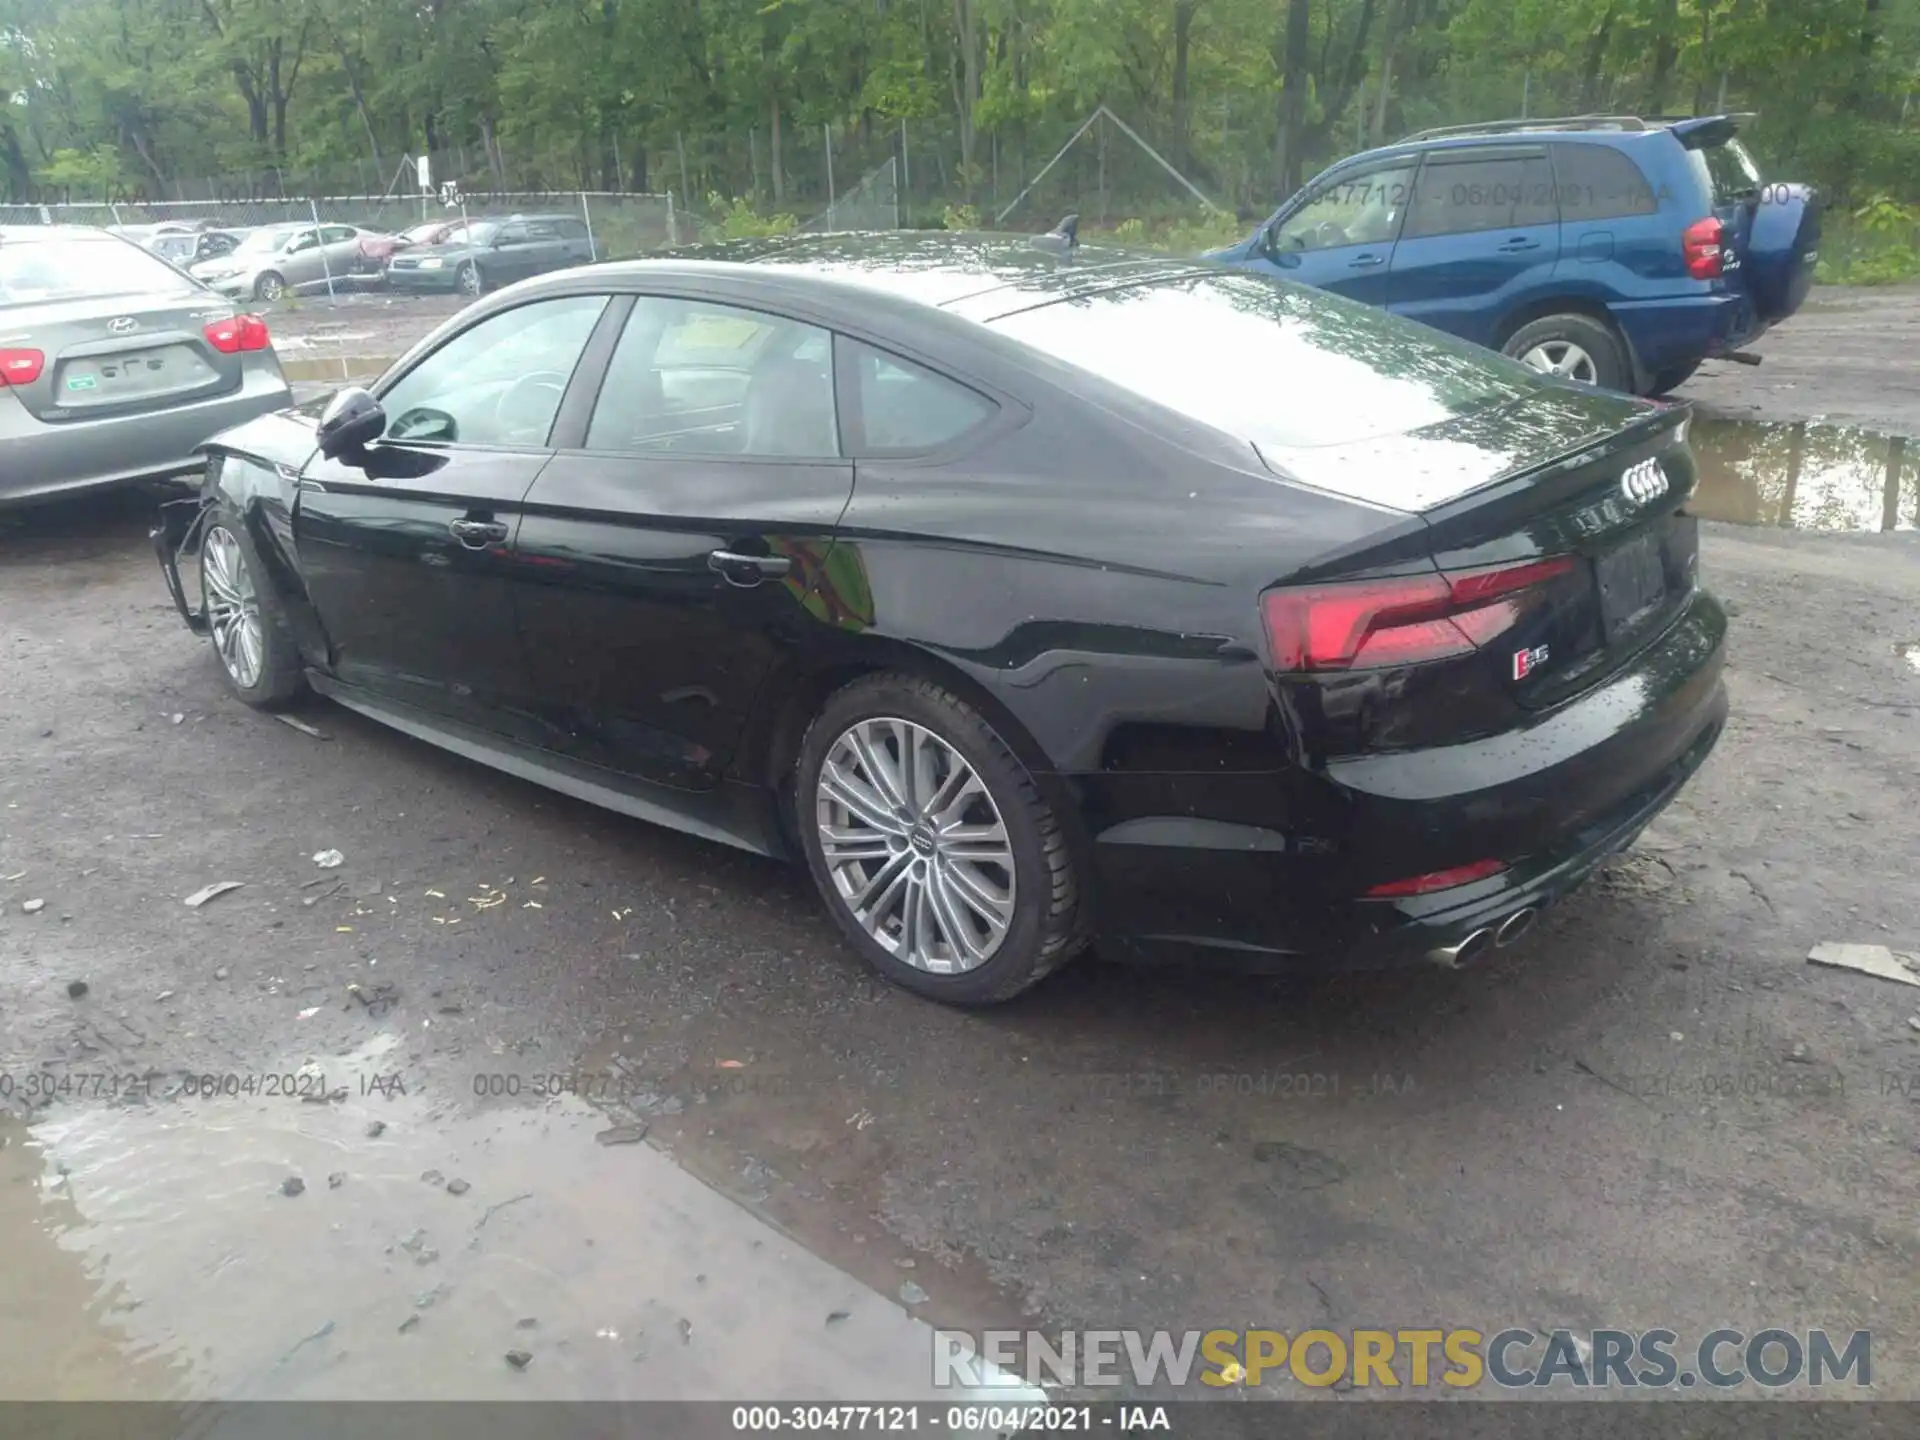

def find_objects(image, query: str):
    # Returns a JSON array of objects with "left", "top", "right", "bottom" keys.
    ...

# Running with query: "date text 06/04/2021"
[{"left": 0, "top": 1071, "right": 395, "bottom": 1103}]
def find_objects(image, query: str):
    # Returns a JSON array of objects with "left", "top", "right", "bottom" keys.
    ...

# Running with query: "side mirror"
[{"left": 316, "top": 386, "right": 386, "bottom": 461}]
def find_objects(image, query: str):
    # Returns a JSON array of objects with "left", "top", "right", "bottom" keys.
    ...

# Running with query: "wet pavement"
[
  {"left": 5, "top": 289, "right": 1920, "bottom": 1407},
  {"left": 1691, "top": 418, "right": 1915, "bottom": 533},
  {"left": 1, "top": 1028, "right": 1042, "bottom": 1404}
]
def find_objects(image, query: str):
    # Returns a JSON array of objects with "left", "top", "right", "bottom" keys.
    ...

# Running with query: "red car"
[{"left": 356, "top": 219, "right": 471, "bottom": 270}]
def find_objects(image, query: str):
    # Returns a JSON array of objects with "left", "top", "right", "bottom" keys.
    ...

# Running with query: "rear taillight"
[
  {"left": 1365, "top": 859, "right": 1508, "bottom": 898},
  {"left": 1359, "top": 864, "right": 1505, "bottom": 898},
  {"left": 0, "top": 348, "right": 45, "bottom": 386},
  {"left": 1261, "top": 555, "right": 1576, "bottom": 672},
  {"left": 1682, "top": 217, "right": 1724, "bottom": 279},
  {"left": 204, "top": 314, "right": 272, "bottom": 354}
]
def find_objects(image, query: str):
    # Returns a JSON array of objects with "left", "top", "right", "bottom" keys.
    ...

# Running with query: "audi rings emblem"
[{"left": 1619, "top": 459, "right": 1668, "bottom": 505}]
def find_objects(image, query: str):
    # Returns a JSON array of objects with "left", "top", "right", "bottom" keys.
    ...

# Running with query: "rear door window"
[
  {"left": 1553, "top": 144, "right": 1661, "bottom": 221},
  {"left": 1403, "top": 150, "right": 1557, "bottom": 238},
  {"left": 584, "top": 297, "right": 840, "bottom": 458}
]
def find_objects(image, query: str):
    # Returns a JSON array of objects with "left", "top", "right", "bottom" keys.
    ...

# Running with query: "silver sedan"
[
  {"left": 1, "top": 225, "right": 292, "bottom": 507},
  {"left": 188, "top": 222, "right": 378, "bottom": 302}
]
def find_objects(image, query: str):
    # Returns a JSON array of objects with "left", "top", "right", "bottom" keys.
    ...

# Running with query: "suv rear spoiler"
[{"left": 1665, "top": 114, "right": 1756, "bottom": 149}]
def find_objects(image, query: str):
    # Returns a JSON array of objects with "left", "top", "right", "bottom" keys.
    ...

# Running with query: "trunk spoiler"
[{"left": 1666, "top": 114, "right": 1756, "bottom": 149}]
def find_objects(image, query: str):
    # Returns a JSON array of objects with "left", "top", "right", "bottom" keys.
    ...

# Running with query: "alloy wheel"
[
  {"left": 458, "top": 264, "right": 480, "bottom": 296},
  {"left": 202, "top": 526, "right": 265, "bottom": 690},
  {"left": 1517, "top": 340, "right": 1598, "bottom": 384},
  {"left": 258, "top": 274, "right": 283, "bottom": 302},
  {"left": 814, "top": 717, "right": 1017, "bottom": 974}
]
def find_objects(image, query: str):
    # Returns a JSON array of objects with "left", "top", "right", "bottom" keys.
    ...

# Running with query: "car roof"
[{"left": 533, "top": 232, "right": 1215, "bottom": 324}]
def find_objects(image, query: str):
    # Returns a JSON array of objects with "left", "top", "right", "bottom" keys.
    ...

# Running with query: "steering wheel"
[
  {"left": 491, "top": 370, "right": 569, "bottom": 445},
  {"left": 1312, "top": 220, "right": 1350, "bottom": 249}
]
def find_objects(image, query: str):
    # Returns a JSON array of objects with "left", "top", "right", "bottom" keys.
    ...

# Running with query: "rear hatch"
[
  {"left": 1, "top": 230, "right": 254, "bottom": 423},
  {"left": 1670, "top": 116, "right": 1821, "bottom": 323}
]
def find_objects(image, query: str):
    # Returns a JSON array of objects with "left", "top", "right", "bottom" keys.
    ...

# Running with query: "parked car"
[
  {"left": 0, "top": 225, "right": 290, "bottom": 507},
  {"left": 356, "top": 218, "right": 469, "bottom": 271},
  {"left": 189, "top": 222, "right": 381, "bottom": 301},
  {"left": 1206, "top": 113, "right": 1820, "bottom": 396},
  {"left": 147, "top": 227, "right": 248, "bottom": 269},
  {"left": 155, "top": 232, "right": 1726, "bottom": 1006},
  {"left": 384, "top": 214, "right": 599, "bottom": 297}
]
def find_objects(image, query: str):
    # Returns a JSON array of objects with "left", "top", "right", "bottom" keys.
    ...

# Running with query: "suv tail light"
[
  {"left": 0, "top": 348, "right": 45, "bottom": 386},
  {"left": 1682, "top": 217, "right": 1725, "bottom": 279},
  {"left": 1261, "top": 556, "right": 1576, "bottom": 672},
  {"left": 204, "top": 314, "right": 272, "bottom": 354}
]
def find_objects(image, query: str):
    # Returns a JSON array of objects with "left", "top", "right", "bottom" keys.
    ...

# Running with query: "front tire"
[
  {"left": 253, "top": 271, "right": 286, "bottom": 303},
  {"left": 457, "top": 262, "right": 482, "bottom": 297},
  {"left": 1503, "top": 312, "right": 1631, "bottom": 392},
  {"left": 796, "top": 674, "right": 1086, "bottom": 1006},
  {"left": 200, "top": 514, "right": 306, "bottom": 709}
]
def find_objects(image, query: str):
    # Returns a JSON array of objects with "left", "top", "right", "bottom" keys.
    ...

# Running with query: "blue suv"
[{"left": 1206, "top": 114, "right": 1821, "bottom": 396}]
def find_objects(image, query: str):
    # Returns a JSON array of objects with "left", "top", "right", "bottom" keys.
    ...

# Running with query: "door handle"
[
  {"left": 1348, "top": 253, "right": 1386, "bottom": 268},
  {"left": 448, "top": 517, "right": 508, "bottom": 549},
  {"left": 708, "top": 549, "right": 791, "bottom": 586},
  {"left": 1498, "top": 237, "right": 1542, "bottom": 252}
]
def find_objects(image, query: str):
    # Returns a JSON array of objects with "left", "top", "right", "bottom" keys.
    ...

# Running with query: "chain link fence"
[
  {"left": 0, "top": 191, "right": 681, "bottom": 256},
  {"left": 801, "top": 157, "right": 901, "bottom": 233}
]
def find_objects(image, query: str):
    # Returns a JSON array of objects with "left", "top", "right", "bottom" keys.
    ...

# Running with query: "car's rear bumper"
[
  {"left": 0, "top": 364, "right": 292, "bottom": 507},
  {"left": 1613, "top": 292, "right": 1769, "bottom": 377},
  {"left": 1089, "top": 587, "right": 1728, "bottom": 972}
]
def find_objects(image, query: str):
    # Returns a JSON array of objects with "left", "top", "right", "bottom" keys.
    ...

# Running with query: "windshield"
[
  {"left": 988, "top": 269, "right": 1538, "bottom": 452},
  {"left": 0, "top": 233, "right": 197, "bottom": 307}
]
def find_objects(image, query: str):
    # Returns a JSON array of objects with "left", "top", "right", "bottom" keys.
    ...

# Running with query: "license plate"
[
  {"left": 1597, "top": 529, "right": 1669, "bottom": 637},
  {"left": 65, "top": 350, "right": 166, "bottom": 389}
]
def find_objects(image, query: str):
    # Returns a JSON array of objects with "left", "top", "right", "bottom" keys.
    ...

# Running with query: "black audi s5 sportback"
[{"left": 154, "top": 232, "right": 1727, "bottom": 1007}]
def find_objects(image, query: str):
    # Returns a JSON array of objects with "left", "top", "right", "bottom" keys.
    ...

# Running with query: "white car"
[{"left": 190, "top": 223, "right": 377, "bottom": 302}]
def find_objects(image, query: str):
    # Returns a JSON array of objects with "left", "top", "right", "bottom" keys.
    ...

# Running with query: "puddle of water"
[
  {"left": 1689, "top": 417, "right": 1917, "bottom": 532},
  {"left": 0, "top": 1031, "right": 1016, "bottom": 1402},
  {"left": 278, "top": 355, "right": 395, "bottom": 385}
]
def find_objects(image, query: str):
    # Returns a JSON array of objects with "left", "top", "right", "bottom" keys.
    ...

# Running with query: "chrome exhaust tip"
[
  {"left": 1494, "top": 907, "right": 1539, "bottom": 948},
  {"left": 1427, "top": 928, "right": 1493, "bottom": 969}
]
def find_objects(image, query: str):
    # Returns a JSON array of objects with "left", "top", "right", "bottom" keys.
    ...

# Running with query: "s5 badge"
[{"left": 1512, "top": 644, "right": 1550, "bottom": 680}]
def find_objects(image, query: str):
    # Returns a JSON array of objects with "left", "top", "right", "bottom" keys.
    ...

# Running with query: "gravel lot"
[{"left": 2, "top": 281, "right": 1919, "bottom": 1406}]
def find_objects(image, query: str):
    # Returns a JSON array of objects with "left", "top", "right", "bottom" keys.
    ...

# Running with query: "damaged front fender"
[{"left": 152, "top": 490, "right": 215, "bottom": 635}]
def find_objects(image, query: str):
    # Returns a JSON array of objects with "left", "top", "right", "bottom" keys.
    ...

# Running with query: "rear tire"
[
  {"left": 199, "top": 511, "right": 306, "bottom": 709},
  {"left": 1502, "top": 313, "right": 1631, "bottom": 392},
  {"left": 796, "top": 673, "right": 1086, "bottom": 1006},
  {"left": 1647, "top": 359, "right": 1701, "bottom": 396}
]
